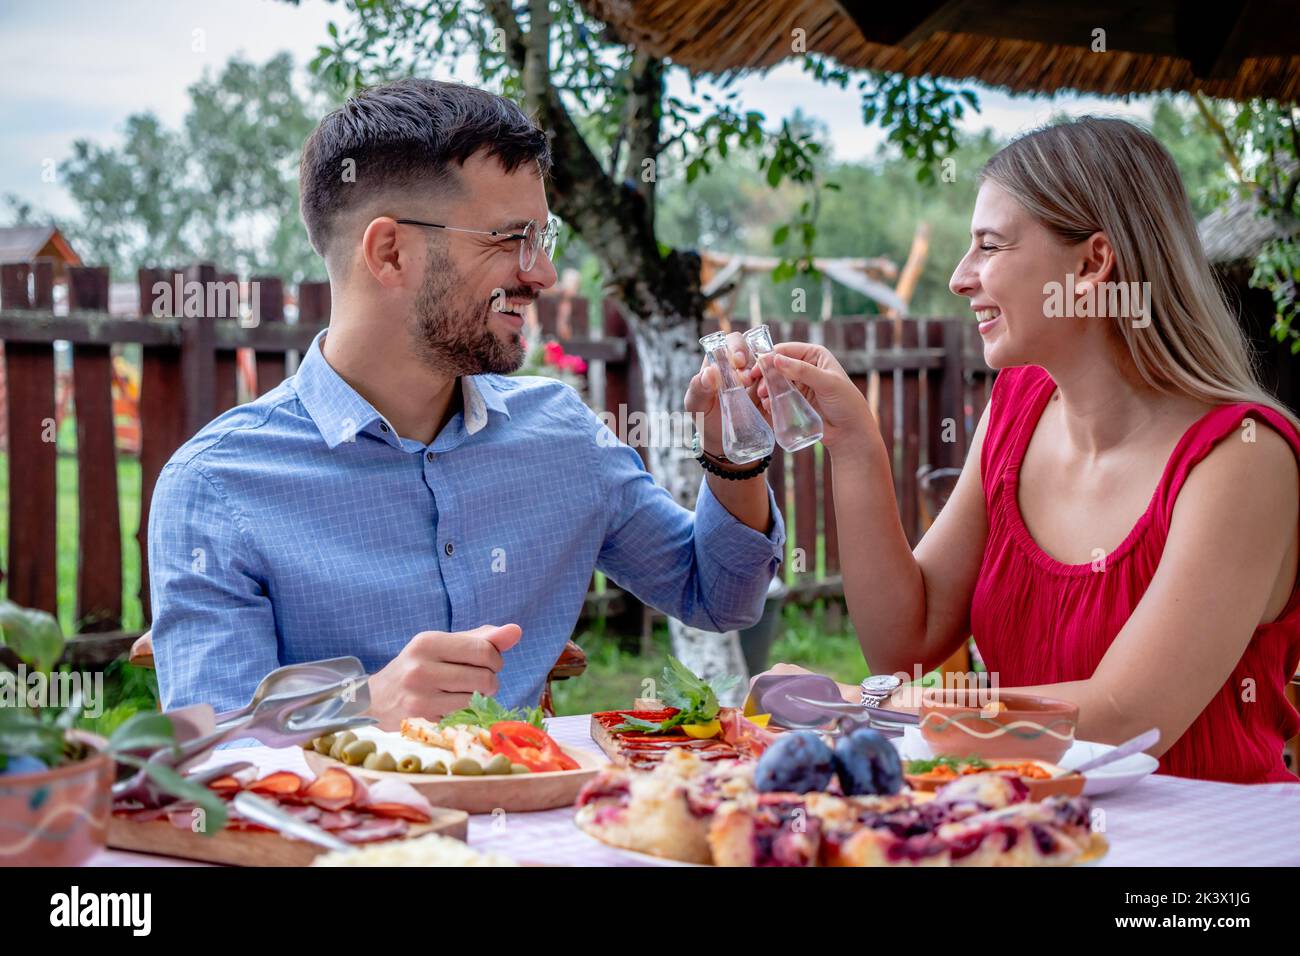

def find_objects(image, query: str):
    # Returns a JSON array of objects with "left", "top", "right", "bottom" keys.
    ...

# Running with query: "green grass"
[
  {"left": 552, "top": 601, "right": 868, "bottom": 716},
  {"left": 0, "top": 451, "right": 145, "bottom": 635}
]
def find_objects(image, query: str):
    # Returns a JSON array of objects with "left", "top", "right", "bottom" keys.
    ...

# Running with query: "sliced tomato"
[{"left": 489, "top": 721, "right": 579, "bottom": 772}]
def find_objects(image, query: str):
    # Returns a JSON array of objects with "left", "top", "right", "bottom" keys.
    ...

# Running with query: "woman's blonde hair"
[{"left": 980, "top": 116, "right": 1299, "bottom": 429}]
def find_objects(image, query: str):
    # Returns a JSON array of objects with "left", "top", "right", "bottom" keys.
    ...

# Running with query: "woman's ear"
[
  {"left": 1074, "top": 231, "right": 1117, "bottom": 298},
  {"left": 360, "top": 217, "right": 406, "bottom": 288}
]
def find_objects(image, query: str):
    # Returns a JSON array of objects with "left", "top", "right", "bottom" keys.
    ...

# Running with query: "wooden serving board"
[
  {"left": 590, "top": 716, "right": 624, "bottom": 764},
  {"left": 107, "top": 808, "right": 468, "bottom": 867},
  {"left": 303, "top": 744, "right": 603, "bottom": 814}
]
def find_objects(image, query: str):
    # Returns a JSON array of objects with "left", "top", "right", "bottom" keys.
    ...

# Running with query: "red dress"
[{"left": 971, "top": 364, "right": 1300, "bottom": 783}]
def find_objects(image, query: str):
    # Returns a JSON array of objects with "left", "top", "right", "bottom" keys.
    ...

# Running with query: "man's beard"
[{"left": 409, "top": 246, "right": 531, "bottom": 376}]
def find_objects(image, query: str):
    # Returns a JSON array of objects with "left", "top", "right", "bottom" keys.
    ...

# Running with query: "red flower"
[{"left": 542, "top": 340, "right": 585, "bottom": 375}]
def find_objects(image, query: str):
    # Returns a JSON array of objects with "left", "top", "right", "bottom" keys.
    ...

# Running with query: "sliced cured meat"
[{"left": 336, "top": 818, "right": 410, "bottom": 844}]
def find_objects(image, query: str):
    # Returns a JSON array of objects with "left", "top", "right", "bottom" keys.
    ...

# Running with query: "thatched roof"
[
  {"left": 1200, "top": 192, "right": 1298, "bottom": 265},
  {"left": 583, "top": 0, "right": 1300, "bottom": 100}
]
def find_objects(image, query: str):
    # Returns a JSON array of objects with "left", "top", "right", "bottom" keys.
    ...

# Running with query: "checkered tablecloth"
[{"left": 90, "top": 714, "right": 1300, "bottom": 867}]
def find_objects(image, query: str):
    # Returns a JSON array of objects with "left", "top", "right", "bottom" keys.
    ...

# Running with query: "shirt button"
[
  {"left": 444, "top": 541, "right": 454, "bottom": 556},
  {"left": 379, "top": 422, "right": 389, "bottom": 433},
  {"left": 426, "top": 452, "right": 435, "bottom": 463}
]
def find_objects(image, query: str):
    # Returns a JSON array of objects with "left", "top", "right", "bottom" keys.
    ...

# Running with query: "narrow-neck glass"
[
  {"left": 699, "top": 331, "right": 774, "bottom": 464},
  {"left": 743, "top": 324, "right": 824, "bottom": 453}
]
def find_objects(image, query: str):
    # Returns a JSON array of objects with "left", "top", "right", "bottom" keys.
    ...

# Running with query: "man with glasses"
[{"left": 148, "top": 78, "right": 786, "bottom": 727}]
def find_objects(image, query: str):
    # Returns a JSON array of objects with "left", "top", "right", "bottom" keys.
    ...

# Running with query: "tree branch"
[
  {"left": 1192, "top": 91, "right": 1251, "bottom": 190},
  {"left": 482, "top": 0, "right": 670, "bottom": 314},
  {"left": 620, "top": 51, "right": 663, "bottom": 236}
]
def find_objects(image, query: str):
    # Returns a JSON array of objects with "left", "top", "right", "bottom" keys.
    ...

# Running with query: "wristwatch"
[{"left": 859, "top": 674, "right": 903, "bottom": 708}]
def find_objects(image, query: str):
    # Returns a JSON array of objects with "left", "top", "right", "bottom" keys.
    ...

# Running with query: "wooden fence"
[{"left": 0, "top": 259, "right": 993, "bottom": 664}]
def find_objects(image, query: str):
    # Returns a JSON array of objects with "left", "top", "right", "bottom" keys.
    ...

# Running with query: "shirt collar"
[
  {"left": 294, "top": 330, "right": 510, "bottom": 449},
  {"left": 463, "top": 371, "right": 511, "bottom": 435}
]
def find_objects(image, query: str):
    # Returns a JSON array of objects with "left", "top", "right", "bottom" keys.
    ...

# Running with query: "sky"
[{"left": 0, "top": 0, "right": 1156, "bottom": 220}]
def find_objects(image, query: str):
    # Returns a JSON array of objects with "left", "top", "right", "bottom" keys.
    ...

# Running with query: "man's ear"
[
  {"left": 1074, "top": 230, "right": 1117, "bottom": 297},
  {"left": 360, "top": 217, "right": 407, "bottom": 288}
]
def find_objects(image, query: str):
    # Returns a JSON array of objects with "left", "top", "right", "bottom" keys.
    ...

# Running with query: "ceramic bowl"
[
  {"left": 0, "top": 731, "right": 113, "bottom": 866},
  {"left": 918, "top": 690, "right": 1078, "bottom": 764}
]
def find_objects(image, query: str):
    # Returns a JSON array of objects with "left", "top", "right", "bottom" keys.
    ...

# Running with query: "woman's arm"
[
  {"left": 887, "top": 423, "right": 1300, "bottom": 757},
  {"left": 829, "top": 405, "right": 991, "bottom": 676},
  {"left": 763, "top": 346, "right": 992, "bottom": 676}
]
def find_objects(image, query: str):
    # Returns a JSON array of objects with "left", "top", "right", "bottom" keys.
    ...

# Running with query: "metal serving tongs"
[
  {"left": 170, "top": 671, "right": 377, "bottom": 771},
  {"left": 231, "top": 792, "right": 353, "bottom": 854},
  {"left": 211, "top": 657, "right": 368, "bottom": 728},
  {"left": 113, "top": 659, "right": 377, "bottom": 804}
]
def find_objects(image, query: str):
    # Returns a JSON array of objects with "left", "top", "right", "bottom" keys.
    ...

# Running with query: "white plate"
[{"left": 892, "top": 726, "right": 1158, "bottom": 796}]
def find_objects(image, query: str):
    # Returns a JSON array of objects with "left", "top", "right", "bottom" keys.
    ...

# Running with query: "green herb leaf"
[
  {"left": 438, "top": 692, "right": 544, "bottom": 731},
  {"left": 0, "top": 601, "right": 65, "bottom": 673},
  {"left": 614, "top": 658, "right": 739, "bottom": 734},
  {"left": 0, "top": 707, "right": 65, "bottom": 766},
  {"left": 106, "top": 712, "right": 177, "bottom": 755}
]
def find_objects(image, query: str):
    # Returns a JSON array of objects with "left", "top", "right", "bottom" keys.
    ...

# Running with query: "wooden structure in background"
[{"left": 0, "top": 259, "right": 993, "bottom": 667}]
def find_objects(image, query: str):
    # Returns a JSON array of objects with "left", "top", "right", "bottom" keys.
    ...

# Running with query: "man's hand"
[
  {"left": 366, "top": 623, "right": 522, "bottom": 729},
  {"left": 685, "top": 330, "right": 766, "bottom": 459}
]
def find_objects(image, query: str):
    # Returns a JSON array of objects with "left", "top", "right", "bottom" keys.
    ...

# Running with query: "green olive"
[
  {"left": 341, "top": 739, "right": 376, "bottom": 765},
  {"left": 483, "top": 754, "right": 512, "bottom": 775},
  {"left": 364, "top": 751, "right": 398, "bottom": 772},
  {"left": 313, "top": 734, "right": 336, "bottom": 754},
  {"left": 450, "top": 757, "right": 483, "bottom": 776},
  {"left": 510, "top": 763, "right": 532, "bottom": 774},
  {"left": 328, "top": 732, "right": 358, "bottom": 761},
  {"left": 421, "top": 758, "right": 449, "bottom": 775},
  {"left": 397, "top": 755, "right": 423, "bottom": 773}
]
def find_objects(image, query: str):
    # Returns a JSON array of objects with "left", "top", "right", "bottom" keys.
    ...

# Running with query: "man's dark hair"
[{"left": 299, "top": 78, "right": 551, "bottom": 260}]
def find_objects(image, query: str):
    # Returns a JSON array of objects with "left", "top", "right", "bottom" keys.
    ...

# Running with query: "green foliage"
[
  {"left": 657, "top": 124, "right": 1006, "bottom": 317},
  {"left": 610, "top": 654, "right": 739, "bottom": 732},
  {"left": 1184, "top": 96, "right": 1300, "bottom": 356},
  {"left": 305, "top": 1, "right": 981, "bottom": 293},
  {"left": 76, "top": 659, "right": 160, "bottom": 738},
  {"left": 0, "top": 602, "right": 220, "bottom": 827},
  {"left": 0, "top": 599, "right": 65, "bottom": 673},
  {"left": 1232, "top": 101, "right": 1300, "bottom": 354},
  {"left": 55, "top": 52, "right": 330, "bottom": 282},
  {"left": 439, "top": 691, "right": 546, "bottom": 730},
  {"left": 1151, "top": 96, "right": 1234, "bottom": 219}
]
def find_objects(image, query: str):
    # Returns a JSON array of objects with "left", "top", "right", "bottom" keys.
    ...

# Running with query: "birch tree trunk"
[
  {"left": 506, "top": 2, "right": 754, "bottom": 700},
  {"left": 628, "top": 314, "right": 751, "bottom": 705}
]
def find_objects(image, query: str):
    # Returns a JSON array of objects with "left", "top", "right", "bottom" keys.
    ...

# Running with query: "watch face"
[{"left": 861, "top": 675, "right": 901, "bottom": 695}]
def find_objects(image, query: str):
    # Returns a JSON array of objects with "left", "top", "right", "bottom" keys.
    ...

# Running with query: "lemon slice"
[{"left": 681, "top": 719, "right": 722, "bottom": 739}]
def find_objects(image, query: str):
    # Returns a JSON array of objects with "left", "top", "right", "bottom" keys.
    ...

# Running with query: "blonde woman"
[{"left": 759, "top": 117, "right": 1300, "bottom": 784}]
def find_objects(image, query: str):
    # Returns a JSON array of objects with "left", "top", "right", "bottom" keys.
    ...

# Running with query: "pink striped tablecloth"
[{"left": 90, "top": 714, "right": 1300, "bottom": 867}]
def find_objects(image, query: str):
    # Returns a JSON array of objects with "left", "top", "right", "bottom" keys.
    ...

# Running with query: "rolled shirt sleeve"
[
  {"left": 590, "top": 407, "right": 785, "bottom": 632},
  {"left": 148, "top": 461, "right": 280, "bottom": 714}
]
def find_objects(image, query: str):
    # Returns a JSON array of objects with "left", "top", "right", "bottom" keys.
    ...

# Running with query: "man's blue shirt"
[{"left": 149, "top": 332, "right": 786, "bottom": 713}]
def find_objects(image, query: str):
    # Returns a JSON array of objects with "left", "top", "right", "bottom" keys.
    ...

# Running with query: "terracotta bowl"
[
  {"left": 918, "top": 691, "right": 1078, "bottom": 764},
  {"left": 904, "top": 760, "right": 1086, "bottom": 800},
  {"left": 0, "top": 731, "right": 113, "bottom": 866}
]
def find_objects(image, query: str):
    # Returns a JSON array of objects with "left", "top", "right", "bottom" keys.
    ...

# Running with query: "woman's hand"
[{"left": 753, "top": 342, "right": 873, "bottom": 455}]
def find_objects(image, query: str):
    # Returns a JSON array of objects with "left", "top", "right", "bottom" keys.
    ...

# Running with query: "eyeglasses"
[{"left": 394, "top": 216, "right": 560, "bottom": 272}]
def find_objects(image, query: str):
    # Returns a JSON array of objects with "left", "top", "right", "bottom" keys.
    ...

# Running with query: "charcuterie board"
[{"left": 107, "top": 807, "right": 467, "bottom": 867}]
